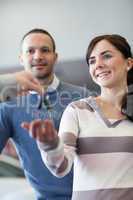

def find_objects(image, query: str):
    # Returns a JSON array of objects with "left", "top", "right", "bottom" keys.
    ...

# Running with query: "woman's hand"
[{"left": 21, "top": 119, "right": 58, "bottom": 144}]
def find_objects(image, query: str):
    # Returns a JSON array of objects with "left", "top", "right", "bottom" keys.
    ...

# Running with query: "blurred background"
[
  {"left": 0, "top": 0, "right": 132, "bottom": 89},
  {"left": 0, "top": 0, "right": 133, "bottom": 199}
]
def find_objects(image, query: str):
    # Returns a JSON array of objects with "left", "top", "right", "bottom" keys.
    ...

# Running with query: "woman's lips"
[{"left": 96, "top": 71, "right": 111, "bottom": 78}]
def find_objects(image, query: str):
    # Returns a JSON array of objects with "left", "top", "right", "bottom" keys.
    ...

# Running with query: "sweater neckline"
[{"left": 84, "top": 96, "right": 125, "bottom": 128}]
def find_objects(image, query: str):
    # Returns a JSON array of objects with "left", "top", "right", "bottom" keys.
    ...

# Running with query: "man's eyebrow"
[
  {"left": 27, "top": 45, "right": 50, "bottom": 48},
  {"left": 26, "top": 45, "right": 52, "bottom": 50},
  {"left": 25, "top": 46, "right": 36, "bottom": 49}
]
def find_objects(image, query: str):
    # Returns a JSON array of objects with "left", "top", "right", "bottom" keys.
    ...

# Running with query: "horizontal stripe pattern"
[
  {"left": 73, "top": 153, "right": 133, "bottom": 191},
  {"left": 61, "top": 132, "right": 77, "bottom": 147},
  {"left": 57, "top": 97, "right": 133, "bottom": 199},
  {"left": 77, "top": 136, "right": 133, "bottom": 155},
  {"left": 72, "top": 188, "right": 133, "bottom": 200}
]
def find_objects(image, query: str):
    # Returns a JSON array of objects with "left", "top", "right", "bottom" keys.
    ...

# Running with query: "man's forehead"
[
  {"left": 23, "top": 44, "right": 51, "bottom": 49},
  {"left": 22, "top": 33, "right": 53, "bottom": 48}
]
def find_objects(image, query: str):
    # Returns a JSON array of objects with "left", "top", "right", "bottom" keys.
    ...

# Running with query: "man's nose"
[{"left": 33, "top": 50, "right": 43, "bottom": 59}]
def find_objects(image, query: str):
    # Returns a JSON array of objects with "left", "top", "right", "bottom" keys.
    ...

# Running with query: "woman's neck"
[{"left": 100, "top": 86, "right": 127, "bottom": 110}]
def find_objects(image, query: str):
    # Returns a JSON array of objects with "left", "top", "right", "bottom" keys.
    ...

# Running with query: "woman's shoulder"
[{"left": 69, "top": 96, "right": 94, "bottom": 112}]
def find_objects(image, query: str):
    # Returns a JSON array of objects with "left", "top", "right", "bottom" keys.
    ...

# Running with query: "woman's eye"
[
  {"left": 89, "top": 59, "right": 95, "bottom": 65},
  {"left": 103, "top": 54, "right": 112, "bottom": 59}
]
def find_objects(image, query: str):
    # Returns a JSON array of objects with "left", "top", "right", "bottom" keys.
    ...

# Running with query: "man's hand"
[
  {"left": 21, "top": 119, "right": 58, "bottom": 144},
  {"left": 15, "top": 71, "right": 42, "bottom": 94}
]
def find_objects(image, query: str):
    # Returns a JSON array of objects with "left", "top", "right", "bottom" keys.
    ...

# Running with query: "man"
[
  {"left": 0, "top": 28, "right": 90, "bottom": 200},
  {"left": 0, "top": 70, "right": 42, "bottom": 94}
]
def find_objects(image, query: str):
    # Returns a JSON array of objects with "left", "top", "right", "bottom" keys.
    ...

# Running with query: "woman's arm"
[{"left": 21, "top": 103, "right": 78, "bottom": 177}]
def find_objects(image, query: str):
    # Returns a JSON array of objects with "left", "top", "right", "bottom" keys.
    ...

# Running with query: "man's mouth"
[{"left": 31, "top": 62, "right": 48, "bottom": 68}]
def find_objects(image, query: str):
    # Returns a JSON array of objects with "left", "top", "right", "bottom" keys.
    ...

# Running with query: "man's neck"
[{"left": 38, "top": 74, "right": 54, "bottom": 89}]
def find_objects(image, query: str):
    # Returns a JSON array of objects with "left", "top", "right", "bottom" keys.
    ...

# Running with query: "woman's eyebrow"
[
  {"left": 88, "top": 50, "right": 112, "bottom": 61},
  {"left": 101, "top": 50, "right": 112, "bottom": 55},
  {"left": 89, "top": 50, "right": 112, "bottom": 61}
]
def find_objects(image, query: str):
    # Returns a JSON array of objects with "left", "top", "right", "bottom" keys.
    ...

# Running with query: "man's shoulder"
[{"left": 58, "top": 80, "right": 88, "bottom": 92}]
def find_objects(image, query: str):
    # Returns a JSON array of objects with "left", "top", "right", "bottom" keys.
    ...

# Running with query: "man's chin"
[
  {"left": 31, "top": 67, "right": 53, "bottom": 80},
  {"left": 35, "top": 73, "right": 49, "bottom": 79},
  {"left": 31, "top": 69, "right": 46, "bottom": 78},
  {"left": 34, "top": 72, "right": 51, "bottom": 80}
]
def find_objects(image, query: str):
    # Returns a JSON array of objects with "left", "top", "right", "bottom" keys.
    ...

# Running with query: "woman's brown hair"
[{"left": 86, "top": 34, "right": 133, "bottom": 121}]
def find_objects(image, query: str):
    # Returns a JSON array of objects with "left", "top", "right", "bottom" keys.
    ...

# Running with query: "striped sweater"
[{"left": 40, "top": 96, "right": 133, "bottom": 200}]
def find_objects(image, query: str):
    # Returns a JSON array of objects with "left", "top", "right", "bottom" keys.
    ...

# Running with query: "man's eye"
[
  {"left": 27, "top": 49, "right": 35, "bottom": 54},
  {"left": 41, "top": 48, "right": 51, "bottom": 53}
]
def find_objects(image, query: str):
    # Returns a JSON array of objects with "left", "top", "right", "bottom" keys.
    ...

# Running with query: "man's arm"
[{"left": 0, "top": 70, "right": 42, "bottom": 94}]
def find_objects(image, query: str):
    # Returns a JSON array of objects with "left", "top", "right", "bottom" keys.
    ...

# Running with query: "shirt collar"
[
  {"left": 47, "top": 74, "right": 60, "bottom": 92},
  {"left": 30, "top": 74, "right": 60, "bottom": 94}
]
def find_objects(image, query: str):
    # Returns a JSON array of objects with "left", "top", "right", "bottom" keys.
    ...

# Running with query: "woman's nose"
[{"left": 95, "top": 57, "right": 104, "bottom": 69}]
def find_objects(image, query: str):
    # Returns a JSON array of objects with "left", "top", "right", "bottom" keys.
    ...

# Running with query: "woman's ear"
[
  {"left": 127, "top": 58, "right": 133, "bottom": 71},
  {"left": 127, "top": 58, "right": 133, "bottom": 86}
]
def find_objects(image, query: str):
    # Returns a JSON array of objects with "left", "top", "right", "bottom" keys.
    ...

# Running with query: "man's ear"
[
  {"left": 19, "top": 54, "right": 24, "bottom": 66},
  {"left": 54, "top": 52, "right": 58, "bottom": 63},
  {"left": 127, "top": 58, "right": 133, "bottom": 71}
]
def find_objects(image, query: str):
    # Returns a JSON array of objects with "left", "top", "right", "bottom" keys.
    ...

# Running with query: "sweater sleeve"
[
  {"left": 0, "top": 74, "right": 17, "bottom": 91},
  {"left": 0, "top": 102, "right": 13, "bottom": 152},
  {"left": 0, "top": 74, "right": 18, "bottom": 101},
  {"left": 0, "top": 74, "right": 17, "bottom": 92},
  {"left": 38, "top": 103, "right": 79, "bottom": 178}
]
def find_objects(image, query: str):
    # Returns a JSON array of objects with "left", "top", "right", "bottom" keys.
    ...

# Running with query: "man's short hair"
[{"left": 21, "top": 28, "right": 56, "bottom": 52}]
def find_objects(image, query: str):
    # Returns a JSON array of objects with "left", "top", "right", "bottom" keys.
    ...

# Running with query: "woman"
[{"left": 22, "top": 34, "right": 133, "bottom": 200}]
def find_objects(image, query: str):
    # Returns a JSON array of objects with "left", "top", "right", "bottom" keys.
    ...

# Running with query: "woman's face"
[{"left": 88, "top": 39, "right": 131, "bottom": 89}]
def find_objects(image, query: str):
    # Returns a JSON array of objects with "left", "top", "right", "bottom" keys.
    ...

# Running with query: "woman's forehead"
[{"left": 90, "top": 40, "right": 115, "bottom": 56}]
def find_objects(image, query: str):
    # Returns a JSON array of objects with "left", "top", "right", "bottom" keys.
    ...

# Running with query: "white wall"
[{"left": 0, "top": 0, "right": 132, "bottom": 68}]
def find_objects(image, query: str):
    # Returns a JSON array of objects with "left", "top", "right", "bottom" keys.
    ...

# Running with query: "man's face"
[{"left": 20, "top": 33, "right": 58, "bottom": 79}]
